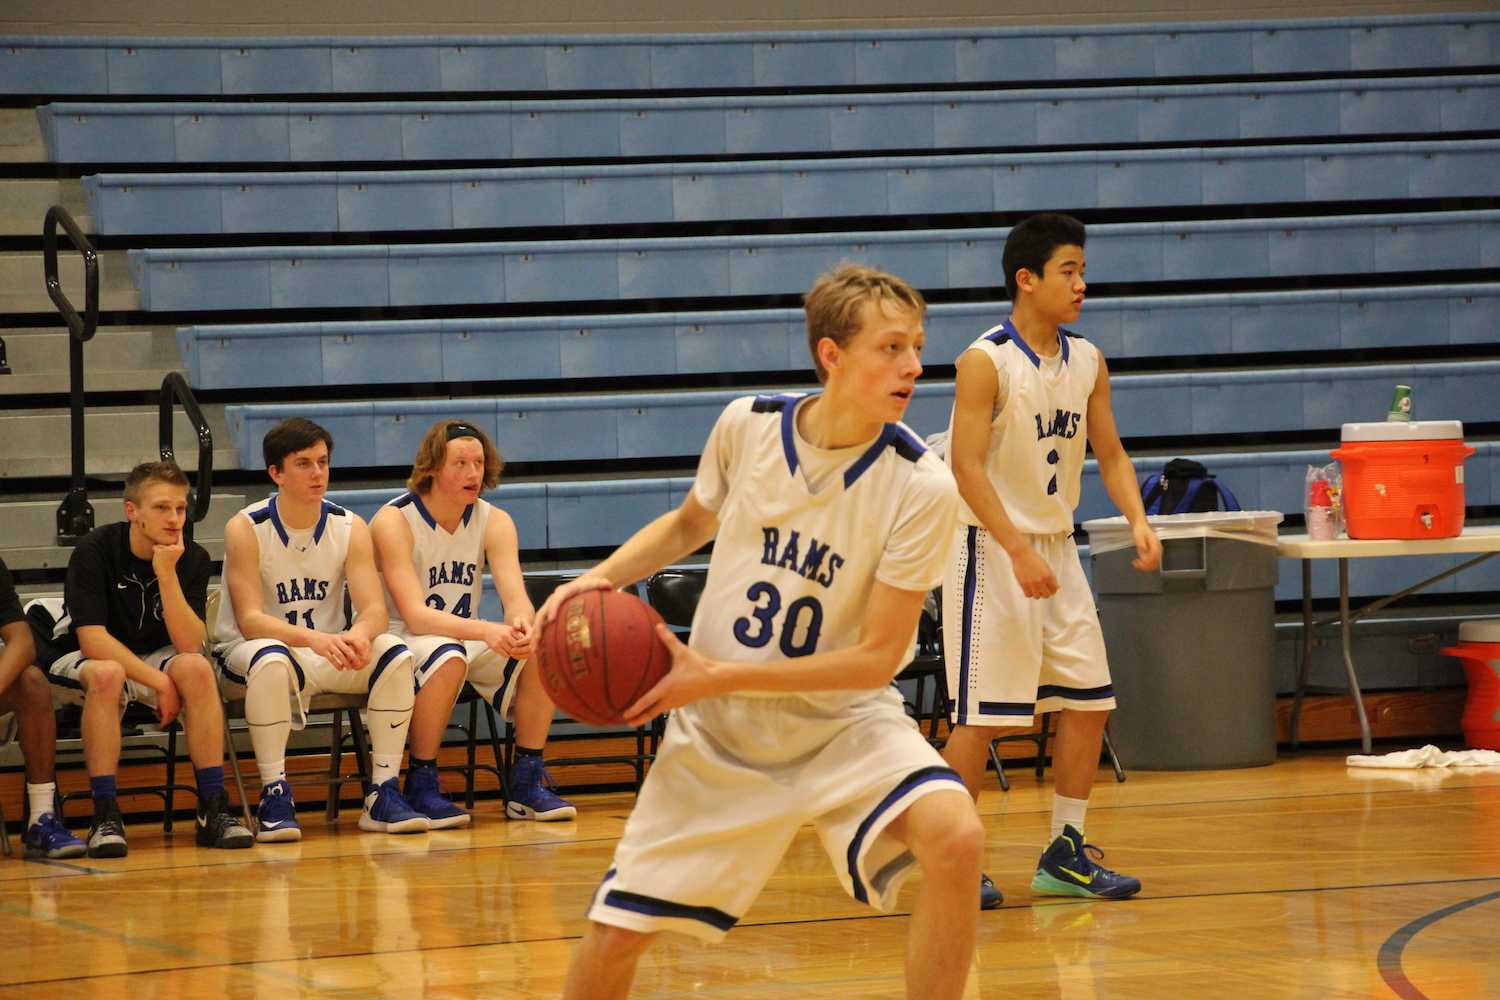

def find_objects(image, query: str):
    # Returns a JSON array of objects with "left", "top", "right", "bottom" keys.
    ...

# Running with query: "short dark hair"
[
  {"left": 123, "top": 460, "right": 189, "bottom": 505},
  {"left": 1001, "top": 213, "right": 1086, "bottom": 300},
  {"left": 263, "top": 417, "right": 335, "bottom": 470}
]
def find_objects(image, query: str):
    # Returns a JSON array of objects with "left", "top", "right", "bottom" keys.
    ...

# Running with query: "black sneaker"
[
  {"left": 196, "top": 790, "right": 255, "bottom": 849},
  {"left": 87, "top": 797, "right": 128, "bottom": 859}
]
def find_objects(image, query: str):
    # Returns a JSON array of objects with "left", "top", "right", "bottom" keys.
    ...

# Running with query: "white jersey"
[
  {"left": 215, "top": 495, "right": 354, "bottom": 643},
  {"left": 945, "top": 320, "right": 1100, "bottom": 535},
  {"left": 382, "top": 491, "right": 490, "bottom": 633},
  {"left": 688, "top": 393, "right": 959, "bottom": 711}
]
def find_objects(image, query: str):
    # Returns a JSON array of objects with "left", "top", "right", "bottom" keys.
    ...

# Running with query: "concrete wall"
[{"left": 1, "top": 0, "right": 1493, "bottom": 37}]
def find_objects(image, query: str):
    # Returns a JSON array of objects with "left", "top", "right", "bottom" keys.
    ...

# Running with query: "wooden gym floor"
[{"left": 0, "top": 750, "right": 1496, "bottom": 999}]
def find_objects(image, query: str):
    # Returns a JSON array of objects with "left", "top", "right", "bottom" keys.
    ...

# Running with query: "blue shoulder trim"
[{"left": 312, "top": 499, "right": 346, "bottom": 545}]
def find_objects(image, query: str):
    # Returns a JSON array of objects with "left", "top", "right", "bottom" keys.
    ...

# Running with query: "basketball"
[{"left": 535, "top": 588, "right": 673, "bottom": 726}]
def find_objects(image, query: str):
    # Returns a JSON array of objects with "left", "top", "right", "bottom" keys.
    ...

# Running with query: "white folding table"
[{"left": 1277, "top": 526, "right": 1500, "bottom": 752}]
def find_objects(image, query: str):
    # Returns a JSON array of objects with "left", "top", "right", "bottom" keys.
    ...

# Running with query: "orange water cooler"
[
  {"left": 1441, "top": 621, "right": 1500, "bottom": 751},
  {"left": 1331, "top": 421, "right": 1475, "bottom": 540}
]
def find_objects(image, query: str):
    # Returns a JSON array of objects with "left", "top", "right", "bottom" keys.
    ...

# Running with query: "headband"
[{"left": 446, "top": 422, "right": 482, "bottom": 442}]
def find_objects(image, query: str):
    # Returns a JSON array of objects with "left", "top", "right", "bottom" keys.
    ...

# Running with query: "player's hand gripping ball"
[{"left": 535, "top": 589, "right": 672, "bottom": 726}]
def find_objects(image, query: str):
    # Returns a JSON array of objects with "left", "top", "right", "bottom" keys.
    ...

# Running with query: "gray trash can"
[{"left": 1083, "top": 511, "right": 1283, "bottom": 770}]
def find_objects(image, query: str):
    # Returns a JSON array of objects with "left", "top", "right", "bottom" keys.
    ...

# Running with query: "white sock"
[
  {"left": 1051, "top": 794, "right": 1089, "bottom": 842},
  {"left": 245, "top": 659, "right": 294, "bottom": 788},
  {"left": 257, "top": 759, "right": 287, "bottom": 788},
  {"left": 27, "top": 782, "right": 56, "bottom": 822},
  {"left": 365, "top": 645, "right": 414, "bottom": 791},
  {"left": 370, "top": 754, "right": 402, "bottom": 789}
]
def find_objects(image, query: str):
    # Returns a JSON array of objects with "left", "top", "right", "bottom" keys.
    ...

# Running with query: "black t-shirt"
[
  {"left": 50, "top": 521, "right": 211, "bottom": 657},
  {"left": 0, "top": 556, "right": 23, "bottom": 630}
]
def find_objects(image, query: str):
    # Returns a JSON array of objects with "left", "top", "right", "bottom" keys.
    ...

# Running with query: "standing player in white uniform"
[
  {"left": 538, "top": 265, "right": 983, "bottom": 1000},
  {"left": 372, "top": 420, "right": 574, "bottom": 826},
  {"left": 216, "top": 418, "right": 427, "bottom": 841},
  {"left": 940, "top": 213, "right": 1161, "bottom": 905}
]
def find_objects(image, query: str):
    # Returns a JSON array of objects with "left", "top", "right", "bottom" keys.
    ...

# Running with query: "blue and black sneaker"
[
  {"left": 505, "top": 755, "right": 577, "bottom": 821},
  {"left": 1031, "top": 825, "right": 1141, "bottom": 900},
  {"left": 255, "top": 779, "right": 302, "bottom": 843},
  {"left": 358, "top": 777, "right": 430, "bottom": 835},
  {"left": 403, "top": 765, "right": 470, "bottom": 829},
  {"left": 22, "top": 813, "right": 85, "bottom": 860},
  {"left": 979, "top": 873, "right": 1004, "bottom": 910}
]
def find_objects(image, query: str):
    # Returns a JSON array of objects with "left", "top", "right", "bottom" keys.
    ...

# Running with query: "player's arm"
[
  {"left": 0, "top": 563, "right": 34, "bottom": 696},
  {"left": 0, "top": 620, "right": 36, "bottom": 699},
  {"left": 623, "top": 579, "right": 923, "bottom": 726},
  {"left": 484, "top": 508, "right": 535, "bottom": 659},
  {"left": 533, "top": 493, "right": 719, "bottom": 631},
  {"left": 370, "top": 505, "right": 511, "bottom": 650},
  {"left": 1085, "top": 354, "right": 1161, "bottom": 572},
  {"left": 342, "top": 516, "right": 390, "bottom": 645},
  {"left": 153, "top": 542, "right": 205, "bottom": 653},
  {"left": 949, "top": 349, "right": 1059, "bottom": 599},
  {"left": 76, "top": 623, "right": 183, "bottom": 725}
]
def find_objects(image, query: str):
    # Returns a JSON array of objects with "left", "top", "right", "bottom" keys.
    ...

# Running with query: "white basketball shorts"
[
  {"left": 943, "top": 525, "right": 1116, "bottom": 726},
  {"left": 586, "top": 687, "right": 967, "bottom": 943}
]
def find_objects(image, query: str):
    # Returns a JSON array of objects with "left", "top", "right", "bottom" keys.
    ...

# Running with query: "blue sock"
[
  {"left": 90, "top": 774, "right": 118, "bottom": 803},
  {"left": 196, "top": 766, "right": 224, "bottom": 800}
]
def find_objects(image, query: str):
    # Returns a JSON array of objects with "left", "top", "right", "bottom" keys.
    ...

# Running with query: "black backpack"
[{"left": 1140, "top": 458, "right": 1241, "bottom": 515}]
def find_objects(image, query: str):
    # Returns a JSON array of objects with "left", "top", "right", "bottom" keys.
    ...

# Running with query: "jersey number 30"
[{"left": 733, "top": 581, "right": 823, "bottom": 657}]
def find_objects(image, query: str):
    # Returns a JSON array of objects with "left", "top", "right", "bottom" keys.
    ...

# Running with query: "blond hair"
[
  {"left": 803, "top": 263, "right": 926, "bottom": 383},
  {"left": 123, "top": 460, "right": 190, "bottom": 505},
  {"left": 406, "top": 419, "right": 504, "bottom": 495}
]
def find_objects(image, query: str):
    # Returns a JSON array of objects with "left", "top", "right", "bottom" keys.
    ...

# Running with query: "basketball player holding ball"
[{"left": 536, "top": 264, "right": 983, "bottom": 1000}]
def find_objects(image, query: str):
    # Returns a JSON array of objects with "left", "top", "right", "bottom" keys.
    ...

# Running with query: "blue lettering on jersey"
[
  {"left": 1034, "top": 409, "right": 1082, "bottom": 441},
  {"left": 274, "top": 577, "right": 330, "bottom": 604},
  {"left": 759, "top": 526, "right": 845, "bottom": 590},
  {"left": 428, "top": 561, "right": 477, "bottom": 589}
]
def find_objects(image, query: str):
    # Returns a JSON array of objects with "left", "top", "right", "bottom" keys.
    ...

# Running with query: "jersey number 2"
[{"left": 732, "top": 581, "right": 823, "bottom": 657}]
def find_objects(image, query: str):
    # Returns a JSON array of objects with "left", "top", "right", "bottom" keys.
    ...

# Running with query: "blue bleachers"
[
  {"left": 83, "top": 140, "right": 1500, "bottom": 234},
  {"left": 224, "top": 360, "right": 1500, "bottom": 470},
  {"left": 39, "top": 74, "right": 1500, "bottom": 163},
  {"left": 176, "top": 283, "right": 1500, "bottom": 389},
  {"left": 5, "top": 15, "right": 1496, "bottom": 94},
  {"left": 313, "top": 437, "right": 1500, "bottom": 602},
  {"left": 128, "top": 211, "right": 1500, "bottom": 311}
]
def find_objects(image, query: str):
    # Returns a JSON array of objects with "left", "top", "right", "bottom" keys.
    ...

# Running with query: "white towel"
[{"left": 1346, "top": 744, "right": 1500, "bottom": 768}]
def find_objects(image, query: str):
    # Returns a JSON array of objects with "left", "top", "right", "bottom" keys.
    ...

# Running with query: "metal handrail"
[
  {"left": 46, "top": 204, "right": 100, "bottom": 544},
  {"left": 159, "top": 372, "right": 214, "bottom": 542}
]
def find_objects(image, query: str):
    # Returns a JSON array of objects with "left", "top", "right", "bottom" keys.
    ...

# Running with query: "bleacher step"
[
  {"left": 0, "top": 327, "right": 183, "bottom": 395},
  {"left": 0, "top": 494, "right": 244, "bottom": 570},
  {"left": 0, "top": 110, "right": 44, "bottom": 164},
  {"left": 0, "top": 405, "right": 235, "bottom": 478},
  {"left": 0, "top": 250, "right": 138, "bottom": 314},
  {"left": 0, "top": 179, "right": 89, "bottom": 236}
]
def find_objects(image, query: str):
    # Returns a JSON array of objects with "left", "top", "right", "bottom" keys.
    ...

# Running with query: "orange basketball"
[{"left": 535, "top": 588, "right": 672, "bottom": 726}]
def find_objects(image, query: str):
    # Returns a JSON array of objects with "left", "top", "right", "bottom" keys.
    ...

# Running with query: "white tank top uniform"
[
  {"left": 380, "top": 491, "right": 521, "bottom": 715},
  {"left": 941, "top": 320, "right": 1117, "bottom": 726},
  {"left": 213, "top": 495, "right": 411, "bottom": 718},
  {"left": 587, "top": 393, "right": 967, "bottom": 944}
]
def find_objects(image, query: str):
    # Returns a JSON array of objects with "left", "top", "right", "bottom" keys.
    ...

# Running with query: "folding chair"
[
  {"left": 440, "top": 683, "right": 509, "bottom": 809},
  {"left": 989, "top": 716, "right": 1127, "bottom": 791},
  {"left": 221, "top": 690, "right": 375, "bottom": 833}
]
